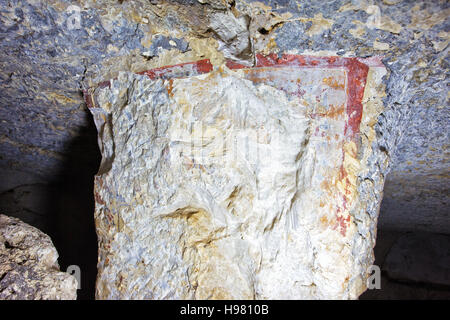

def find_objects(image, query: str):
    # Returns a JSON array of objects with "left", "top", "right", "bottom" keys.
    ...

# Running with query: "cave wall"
[
  {"left": 0, "top": 0, "right": 448, "bottom": 232},
  {"left": 0, "top": 0, "right": 448, "bottom": 298}
]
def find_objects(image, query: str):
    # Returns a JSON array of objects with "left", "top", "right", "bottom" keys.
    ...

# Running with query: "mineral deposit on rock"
[
  {"left": 0, "top": 214, "right": 77, "bottom": 300},
  {"left": 88, "top": 54, "right": 386, "bottom": 299}
]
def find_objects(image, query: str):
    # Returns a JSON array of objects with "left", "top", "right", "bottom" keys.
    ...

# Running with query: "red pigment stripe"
[
  {"left": 137, "top": 59, "right": 213, "bottom": 79},
  {"left": 83, "top": 90, "right": 94, "bottom": 109},
  {"left": 84, "top": 59, "right": 213, "bottom": 108},
  {"left": 83, "top": 81, "right": 111, "bottom": 109},
  {"left": 344, "top": 58, "right": 369, "bottom": 138},
  {"left": 226, "top": 54, "right": 350, "bottom": 69},
  {"left": 85, "top": 54, "right": 374, "bottom": 138},
  {"left": 227, "top": 54, "right": 371, "bottom": 138}
]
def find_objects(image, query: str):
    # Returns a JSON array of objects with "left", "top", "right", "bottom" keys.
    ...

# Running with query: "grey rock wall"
[{"left": 0, "top": 0, "right": 447, "bottom": 233}]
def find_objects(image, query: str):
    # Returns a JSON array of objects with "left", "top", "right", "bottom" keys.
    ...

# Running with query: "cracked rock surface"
[
  {"left": 0, "top": 0, "right": 448, "bottom": 299},
  {"left": 0, "top": 0, "right": 448, "bottom": 235},
  {"left": 0, "top": 214, "right": 77, "bottom": 300},
  {"left": 90, "top": 57, "right": 385, "bottom": 299}
]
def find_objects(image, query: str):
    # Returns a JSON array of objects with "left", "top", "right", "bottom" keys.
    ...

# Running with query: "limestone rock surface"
[
  {"left": 0, "top": 214, "right": 77, "bottom": 300},
  {"left": 89, "top": 55, "right": 386, "bottom": 299},
  {"left": 0, "top": 0, "right": 448, "bottom": 260}
]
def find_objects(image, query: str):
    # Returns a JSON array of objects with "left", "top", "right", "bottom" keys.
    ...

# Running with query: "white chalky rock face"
[{"left": 90, "top": 61, "right": 386, "bottom": 299}]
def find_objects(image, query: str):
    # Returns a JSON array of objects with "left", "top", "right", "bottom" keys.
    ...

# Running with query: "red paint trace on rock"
[
  {"left": 137, "top": 59, "right": 213, "bottom": 79},
  {"left": 85, "top": 54, "right": 375, "bottom": 139},
  {"left": 84, "top": 59, "right": 213, "bottom": 109},
  {"left": 85, "top": 54, "right": 383, "bottom": 238},
  {"left": 226, "top": 54, "right": 371, "bottom": 138}
]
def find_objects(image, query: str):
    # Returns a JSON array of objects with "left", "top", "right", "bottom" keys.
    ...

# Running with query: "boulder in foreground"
[{"left": 0, "top": 214, "right": 77, "bottom": 300}]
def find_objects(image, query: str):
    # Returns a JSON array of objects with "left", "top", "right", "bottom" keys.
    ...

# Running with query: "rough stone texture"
[
  {"left": 0, "top": 0, "right": 448, "bottom": 237},
  {"left": 0, "top": 0, "right": 448, "bottom": 298},
  {"left": 0, "top": 214, "right": 78, "bottom": 299},
  {"left": 88, "top": 53, "right": 386, "bottom": 299}
]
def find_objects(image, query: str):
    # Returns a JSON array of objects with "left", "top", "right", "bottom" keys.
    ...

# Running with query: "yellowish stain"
[
  {"left": 46, "top": 92, "right": 78, "bottom": 104},
  {"left": 373, "top": 41, "right": 390, "bottom": 51},
  {"left": 306, "top": 13, "right": 334, "bottom": 36},
  {"left": 409, "top": 4, "right": 450, "bottom": 31},
  {"left": 349, "top": 21, "right": 367, "bottom": 39}
]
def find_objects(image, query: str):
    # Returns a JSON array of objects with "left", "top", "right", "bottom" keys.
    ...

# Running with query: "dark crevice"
[
  {"left": 4, "top": 241, "right": 14, "bottom": 249},
  {"left": 258, "top": 27, "right": 269, "bottom": 35},
  {"left": 43, "top": 109, "right": 100, "bottom": 300}
]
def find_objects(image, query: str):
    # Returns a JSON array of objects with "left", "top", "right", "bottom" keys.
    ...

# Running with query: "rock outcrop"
[
  {"left": 0, "top": 214, "right": 77, "bottom": 300},
  {"left": 0, "top": 0, "right": 448, "bottom": 300},
  {"left": 88, "top": 54, "right": 386, "bottom": 299}
]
